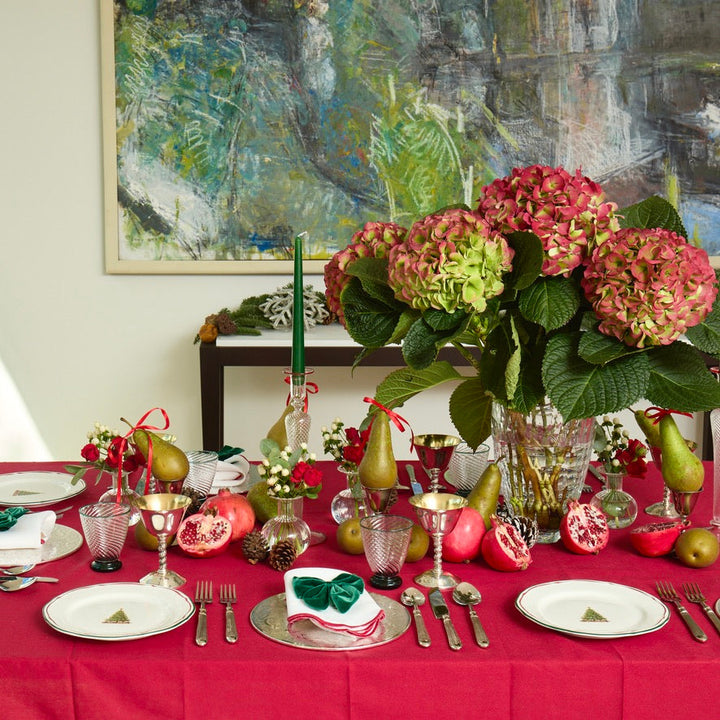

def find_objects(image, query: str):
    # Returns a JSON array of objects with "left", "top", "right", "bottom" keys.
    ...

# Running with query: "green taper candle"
[{"left": 291, "top": 233, "right": 306, "bottom": 374}]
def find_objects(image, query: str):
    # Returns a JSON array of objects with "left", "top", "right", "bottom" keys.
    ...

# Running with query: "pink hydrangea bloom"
[
  {"left": 387, "top": 207, "right": 514, "bottom": 315},
  {"left": 324, "top": 221, "right": 407, "bottom": 324},
  {"left": 477, "top": 164, "right": 619, "bottom": 276},
  {"left": 581, "top": 228, "right": 718, "bottom": 347}
]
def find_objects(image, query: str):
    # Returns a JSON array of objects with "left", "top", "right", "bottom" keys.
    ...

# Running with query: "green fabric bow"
[
  {"left": 0, "top": 507, "right": 29, "bottom": 531},
  {"left": 292, "top": 573, "right": 364, "bottom": 614},
  {"left": 218, "top": 445, "right": 245, "bottom": 461}
]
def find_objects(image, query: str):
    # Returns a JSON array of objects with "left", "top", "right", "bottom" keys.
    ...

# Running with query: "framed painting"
[{"left": 101, "top": 0, "right": 720, "bottom": 274}]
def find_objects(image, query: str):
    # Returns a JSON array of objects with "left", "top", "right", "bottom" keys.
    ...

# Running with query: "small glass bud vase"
[
  {"left": 261, "top": 497, "right": 311, "bottom": 556},
  {"left": 330, "top": 467, "right": 368, "bottom": 524},
  {"left": 98, "top": 470, "right": 142, "bottom": 527},
  {"left": 590, "top": 472, "right": 638, "bottom": 529}
]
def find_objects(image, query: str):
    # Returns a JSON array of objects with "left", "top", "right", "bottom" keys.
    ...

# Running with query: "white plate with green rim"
[
  {"left": 516, "top": 579, "right": 669, "bottom": 638},
  {"left": 0, "top": 472, "right": 86, "bottom": 507},
  {"left": 43, "top": 583, "right": 195, "bottom": 641}
]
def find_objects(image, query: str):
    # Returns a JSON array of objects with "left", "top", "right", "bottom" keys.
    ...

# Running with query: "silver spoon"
[
  {"left": 0, "top": 564, "right": 36, "bottom": 575},
  {"left": 401, "top": 587, "right": 431, "bottom": 647},
  {"left": 452, "top": 582, "right": 489, "bottom": 648},
  {"left": 0, "top": 577, "right": 37, "bottom": 592}
]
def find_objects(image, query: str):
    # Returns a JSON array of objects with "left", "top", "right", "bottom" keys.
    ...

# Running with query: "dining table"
[{"left": 1, "top": 458, "right": 719, "bottom": 720}]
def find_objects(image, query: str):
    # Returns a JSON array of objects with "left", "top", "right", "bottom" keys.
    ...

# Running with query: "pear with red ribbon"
[
  {"left": 357, "top": 399, "right": 409, "bottom": 489},
  {"left": 653, "top": 409, "right": 704, "bottom": 492}
]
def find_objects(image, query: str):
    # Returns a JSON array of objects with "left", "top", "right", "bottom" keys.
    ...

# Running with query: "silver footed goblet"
[
  {"left": 413, "top": 434, "right": 460, "bottom": 493},
  {"left": 136, "top": 493, "right": 191, "bottom": 589},
  {"left": 409, "top": 492, "right": 467, "bottom": 590}
]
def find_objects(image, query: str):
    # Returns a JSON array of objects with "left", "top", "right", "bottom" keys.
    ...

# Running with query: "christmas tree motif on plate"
[
  {"left": 103, "top": 608, "right": 131, "bottom": 624},
  {"left": 580, "top": 607, "right": 608, "bottom": 623}
]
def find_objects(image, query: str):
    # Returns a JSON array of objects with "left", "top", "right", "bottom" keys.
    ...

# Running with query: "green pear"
[
  {"left": 132, "top": 428, "right": 189, "bottom": 483},
  {"left": 266, "top": 404, "right": 292, "bottom": 449},
  {"left": 358, "top": 411, "right": 397, "bottom": 489},
  {"left": 659, "top": 414, "right": 704, "bottom": 492},
  {"left": 247, "top": 480, "right": 277, "bottom": 524},
  {"left": 467, "top": 462, "right": 502, "bottom": 530},
  {"left": 634, "top": 409, "right": 661, "bottom": 448}
]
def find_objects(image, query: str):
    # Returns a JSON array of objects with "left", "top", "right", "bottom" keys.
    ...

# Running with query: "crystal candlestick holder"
[{"left": 284, "top": 369, "right": 313, "bottom": 451}]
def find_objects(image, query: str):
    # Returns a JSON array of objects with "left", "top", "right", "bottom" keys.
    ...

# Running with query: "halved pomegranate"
[
  {"left": 177, "top": 511, "right": 232, "bottom": 558},
  {"left": 560, "top": 501, "right": 609, "bottom": 554},
  {"left": 480, "top": 515, "right": 532, "bottom": 571},
  {"left": 630, "top": 520, "right": 687, "bottom": 557}
]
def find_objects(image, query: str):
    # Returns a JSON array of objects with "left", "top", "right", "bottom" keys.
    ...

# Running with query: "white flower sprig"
[{"left": 257, "top": 438, "right": 322, "bottom": 499}]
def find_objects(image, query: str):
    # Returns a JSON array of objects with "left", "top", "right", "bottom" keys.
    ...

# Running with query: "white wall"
[{"left": 0, "top": 0, "right": 701, "bottom": 463}]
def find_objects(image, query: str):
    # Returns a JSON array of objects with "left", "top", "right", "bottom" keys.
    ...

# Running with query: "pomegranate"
[
  {"left": 200, "top": 488, "right": 255, "bottom": 542},
  {"left": 442, "top": 507, "right": 486, "bottom": 563},
  {"left": 630, "top": 520, "right": 686, "bottom": 557},
  {"left": 177, "top": 511, "right": 233, "bottom": 558},
  {"left": 480, "top": 515, "right": 532, "bottom": 571},
  {"left": 559, "top": 501, "right": 609, "bottom": 555}
]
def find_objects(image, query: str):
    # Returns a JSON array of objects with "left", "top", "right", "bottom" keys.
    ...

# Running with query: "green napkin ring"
[
  {"left": 292, "top": 573, "right": 364, "bottom": 614},
  {"left": 0, "top": 507, "right": 29, "bottom": 531}
]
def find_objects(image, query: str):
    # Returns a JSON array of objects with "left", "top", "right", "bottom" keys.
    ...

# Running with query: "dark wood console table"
[{"left": 199, "top": 324, "right": 477, "bottom": 450}]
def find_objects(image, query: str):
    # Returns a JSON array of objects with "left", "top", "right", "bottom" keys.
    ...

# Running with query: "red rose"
[
  {"left": 302, "top": 465, "right": 323, "bottom": 488},
  {"left": 291, "top": 461, "right": 311, "bottom": 483},
  {"left": 81, "top": 443, "right": 100, "bottom": 462},
  {"left": 345, "top": 427, "right": 362, "bottom": 445},
  {"left": 343, "top": 445, "right": 364, "bottom": 465}
]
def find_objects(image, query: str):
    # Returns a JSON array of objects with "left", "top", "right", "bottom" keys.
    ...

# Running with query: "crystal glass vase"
[
  {"left": 98, "top": 470, "right": 142, "bottom": 527},
  {"left": 330, "top": 467, "right": 368, "bottom": 524},
  {"left": 590, "top": 472, "right": 638, "bottom": 529},
  {"left": 261, "top": 497, "right": 312, "bottom": 556},
  {"left": 491, "top": 400, "right": 594, "bottom": 543}
]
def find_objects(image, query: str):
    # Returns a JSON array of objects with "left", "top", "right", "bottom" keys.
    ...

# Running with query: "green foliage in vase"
[{"left": 326, "top": 165, "right": 720, "bottom": 449}]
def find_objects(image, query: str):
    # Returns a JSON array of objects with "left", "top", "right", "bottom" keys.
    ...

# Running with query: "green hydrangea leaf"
[
  {"left": 543, "top": 332, "right": 647, "bottom": 419},
  {"left": 346, "top": 257, "right": 400, "bottom": 307},
  {"left": 449, "top": 377, "right": 493, "bottom": 448},
  {"left": 402, "top": 317, "right": 466, "bottom": 369},
  {"left": 618, "top": 195, "right": 687, "bottom": 236},
  {"left": 646, "top": 343, "right": 720, "bottom": 411},
  {"left": 686, "top": 299, "right": 720, "bottom": 356},
  {"left": 504, "top": 231, "right": 544, "bottom": 291},
  {"left": 423, "top": 307, "right": 467, "bottom": 332},
  {"left": 519, "top": 276, "right": 579, "bottom": 331},
  {"left": 374, "top": 361, "right": 463, "bottom": 409},
  {"left": 341, "top": 277, "right": 401, "bottom": 348},
  {"left": 578, "top": 328, "right": 645, "bottom": 365}
]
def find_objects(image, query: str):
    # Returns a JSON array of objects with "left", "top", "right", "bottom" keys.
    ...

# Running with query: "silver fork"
[
  {"left": 682, "top": 582, "right": 720, "bottom": 636},
  {"left": 656, "top": 580, "right": 707, "bottom": 642},
  {"left": 219, "top": 584, "right": 238, "bottom": 644},
  {"left": 194, "top": 580, "right": 212, "bottom": 647}
]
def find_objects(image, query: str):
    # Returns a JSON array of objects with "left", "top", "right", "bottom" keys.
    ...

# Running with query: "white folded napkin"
[
  {"left": 284, "top": 567, "right": 385, "bottom": 638},
  {"left": 0, "top": 510, "right": 56, "bottom": 550},
  {"left": 214, "top": 460, "right": 243, "bottom": 483}
]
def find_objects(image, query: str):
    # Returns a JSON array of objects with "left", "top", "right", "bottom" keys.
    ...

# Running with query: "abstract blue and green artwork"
[{"left": 103, "top": 0, "right": 720, "bottom": 272}]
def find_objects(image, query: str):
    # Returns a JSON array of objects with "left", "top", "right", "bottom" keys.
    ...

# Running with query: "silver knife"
[
  {"left": 0, "top": 575, "right": 59, "bottom": 583},
  {"left": 429, "top": 589, "right": 462, "bottom": 650},
  {"left": 405, "top": 464, "right": 423, "bottom": 495}
]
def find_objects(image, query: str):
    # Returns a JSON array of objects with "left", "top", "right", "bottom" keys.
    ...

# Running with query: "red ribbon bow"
[
  {"left": 362, "top": 397, "right": 413, "bottom": 444},
  {"left": 284, "top": 376, "right": 319, "bottom": 411},
  {"left": 643, "top": 407, "right": 693, "bottom": 425},
  {"left": 116, "top": 407, "right": 171, "bottom": 499}
]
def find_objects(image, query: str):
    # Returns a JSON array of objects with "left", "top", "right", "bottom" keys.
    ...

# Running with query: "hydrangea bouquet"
[{"left": 325, "top": 164, "right": 720, "bottom": 448}]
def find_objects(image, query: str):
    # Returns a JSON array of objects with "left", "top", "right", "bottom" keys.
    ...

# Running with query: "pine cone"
[
  {"left": 242, "top": 531, "right": 269, "bottom": 565},
  {"left": 180, "top": 487, "right": 206, "bottom": 515},
  {"left": 267, "top": 539, "right": 297, "bottom": 571},
  {"left": 215, "top": 311, "right": 237, "bottom": 335}
]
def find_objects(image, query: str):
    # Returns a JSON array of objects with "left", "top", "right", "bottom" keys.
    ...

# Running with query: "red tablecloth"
[{"left": 0, "top": 460, "right": 718, "bottom": 720}]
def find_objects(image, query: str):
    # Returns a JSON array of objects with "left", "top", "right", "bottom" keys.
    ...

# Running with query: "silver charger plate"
[
  {"left": 0, "top": 471, "right": 86, "bottom": 507},
  {"left": 0, "top": 524, "right": 83, "bottom": 567},
  {"left": 250, "top": 592, "right": 410, "bottom": 651}
]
